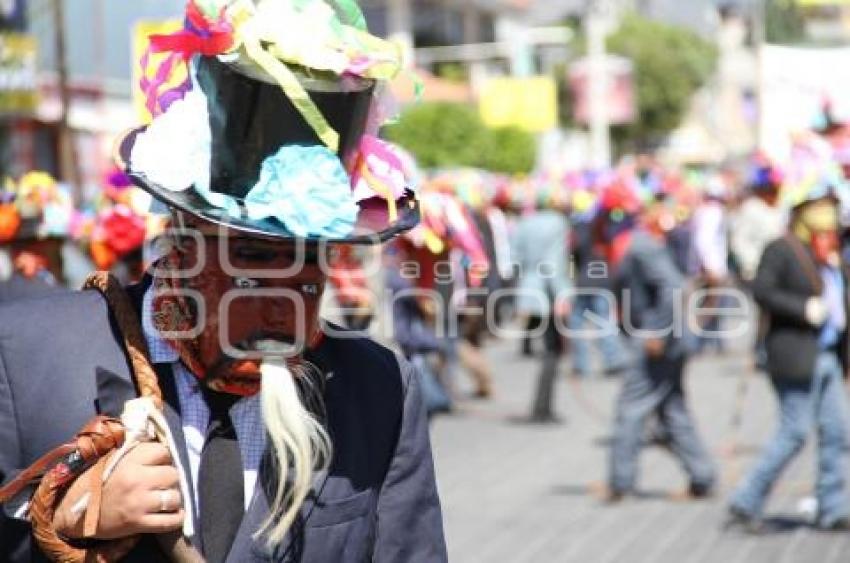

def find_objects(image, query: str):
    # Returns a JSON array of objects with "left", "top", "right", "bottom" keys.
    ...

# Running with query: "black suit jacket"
[
  {"left": 753, "top": 236, "right": 850, "bottom": 381},
  {"left": 0, "top": 282, "right": 446, "bottom": 562}
]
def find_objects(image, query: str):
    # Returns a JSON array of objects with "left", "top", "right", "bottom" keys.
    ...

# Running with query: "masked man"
[
  {"left": 596, "top": 181, "right": 716, "bottom": 501},
  {"left": 0, "top": 172, "right": 71, "bottom": 302},
  {"left": 728, "top": 182, "right": 850, "bottom": 532},
  {"left": 0, "top": 2, "right": 446, "bottom": 561}
]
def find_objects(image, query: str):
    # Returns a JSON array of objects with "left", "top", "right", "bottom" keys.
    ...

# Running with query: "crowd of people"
[{"left": 321, "top": 102, "right": 850, "bottom": 531}]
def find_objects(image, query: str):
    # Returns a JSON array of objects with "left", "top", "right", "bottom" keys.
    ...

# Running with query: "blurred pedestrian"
[
  {"left": 598, "top": 181, "right": 716, "bottom": 500},
  {"left": 692, "top": 175, "right": 732, "bottom": 353},
  {"left": 512, "top": 195, "right": 572, "bottom": 422},
  {"left": 570, "top": 213, "right": 626, "bottom": 377},
  {"left": 727, "top": 187, "right": 850, "bottom": 532},
  {"left": 730, "top": 160, "right": 786, "bottom": 369},
  {"left": 385, "top": 243, "right": 452, "bottom": 416},
  {"left": 329, "top": 245, "right": 375, "bottom": 331},
  {"left": 729, "top": 162, "right": 786, "bottom": 286}
]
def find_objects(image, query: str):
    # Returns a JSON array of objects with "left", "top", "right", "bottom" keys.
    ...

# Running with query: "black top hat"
[{"left": 118, "top": 55, "right": 418, "bottom": 244}]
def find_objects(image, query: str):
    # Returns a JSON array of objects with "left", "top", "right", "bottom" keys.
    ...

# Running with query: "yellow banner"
[
  {"left": 0, "top": 33, "right": 38, "bottom": 115},
  {"left": 479, "top": 76, "right": 557, "bottom": 133},
  {"left": 131, "top": 19, "right": 184, "bottom": 123},
  {"left": 797, "top": 0, "right": 850, "bottom": 5}
]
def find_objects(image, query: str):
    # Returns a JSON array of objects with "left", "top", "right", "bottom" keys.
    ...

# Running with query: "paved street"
[{"left": 430, "top": 338, "right": 850, "bottom": 562}]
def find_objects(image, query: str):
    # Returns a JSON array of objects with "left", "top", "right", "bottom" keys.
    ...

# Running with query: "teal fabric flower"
[{"left": 244, "top": 145, "right": 359, "bottom": 238}]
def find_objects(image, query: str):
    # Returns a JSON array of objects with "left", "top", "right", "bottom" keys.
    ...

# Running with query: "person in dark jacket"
[
  {"left": 0, "top": 4, "right": 446, "bottom": 561},
  {"left": 569, "top": 215, "right": 626, "bottom": 377},
  {"left": 598, "top": 181, "right": 716, "bottom": 501},
  {"left": 728, "top": 187, "right": 850, "bottom": 532}
]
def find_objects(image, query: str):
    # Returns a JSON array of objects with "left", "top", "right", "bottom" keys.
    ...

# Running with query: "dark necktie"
[{"left": 199, "top": 388, "right": 244, "bottom": 563}]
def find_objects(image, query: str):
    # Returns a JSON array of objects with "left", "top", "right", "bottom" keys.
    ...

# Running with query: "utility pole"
[
  {"left": 586, "top": 0, "right": 614, "bottom": 169},
  {"left": 0, "top": 0, "right": 25, "bottom": 179},
  {"left": 387, "top": 0, "right": 414, "bottom": 68},
  {"left": 51, "top": 0, "right": 81, "bottom": 201},
  {"left": 752, "top": 0, "right": 767, "bottom": 152}
]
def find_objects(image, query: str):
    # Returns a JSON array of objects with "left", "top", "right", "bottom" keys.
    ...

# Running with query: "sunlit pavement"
[{"left": 430, "top": 338, "right": 850, "bottom": 563}]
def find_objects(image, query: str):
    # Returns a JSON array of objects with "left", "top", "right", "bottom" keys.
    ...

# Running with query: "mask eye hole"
[{"left": 234, "top": 277, "right": 260, "bottom": 289}]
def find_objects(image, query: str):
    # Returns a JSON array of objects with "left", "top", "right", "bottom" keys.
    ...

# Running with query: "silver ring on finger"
[{"left": 158, "top": 489, "right": 172, "bottom": 513}]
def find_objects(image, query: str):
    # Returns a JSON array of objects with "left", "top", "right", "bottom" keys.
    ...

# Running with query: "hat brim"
[{"left": 116, "top": 128, "right": 419, "bottom": 245}]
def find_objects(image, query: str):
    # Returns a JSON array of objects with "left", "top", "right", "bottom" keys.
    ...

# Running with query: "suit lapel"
[{"left": 226, "top": 453, "right": 331, "bottom": 561}]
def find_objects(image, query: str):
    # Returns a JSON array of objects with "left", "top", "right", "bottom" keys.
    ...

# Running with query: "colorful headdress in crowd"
[
  {"left": 598, "top": 178, "right": 643, "bottom": 217},
  {"left": 0, "top": 172, "right": 74, "bottom": 243},
  {"left": 782, "top": 132, "right": 850, "bottom": 210},
  {"left": 117, "top": 0, "right": 419, "bottom": 243},
  {"left": 747, "top": 154, "right": 784, "bottom": 193},
  {"left": 88, "top": 205, "right": 149, "bottom": 271}
]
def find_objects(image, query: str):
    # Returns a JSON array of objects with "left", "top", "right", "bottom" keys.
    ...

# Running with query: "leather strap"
[
  {"left": 82, "top": 453, "right": 114, "bottom": 538},
  {"left": 0, "top": 444, "right": 76, "bottom": 504},
  {"left": 83, "top": 272, "right": 163, "bottom": 409},
  {"left": 28, "top": 417, "right": 135, "bottom": 563},
  {"left": 784, "top": 234, "right": 823, "bottom": 295}
]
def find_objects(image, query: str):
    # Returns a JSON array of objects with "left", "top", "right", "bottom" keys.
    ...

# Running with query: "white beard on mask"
[{"left": 256, "top": 356, "right": 331, "bottom": 548}]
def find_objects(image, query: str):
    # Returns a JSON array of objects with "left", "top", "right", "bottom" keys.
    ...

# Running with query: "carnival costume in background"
[
  {"left": 728, "top": 142, "right": 850, "bottom": 532},
  {"left": 400, "top": 182, "right": 495, "bottom": 406},
  {"left": 569, "top": 179, "right": 627, "bottom": 378},
  {"left": 511, "top": 193, "right": 571, "bottom": 423},
  {"left": 327, "top": 245, "right": 374, "bottom": 331},
  {"left": 385, "top": 241, "right": 452, "bottom": 416},
  {"left": 599, "top": 181, "right": 717, "bottom": 500},
  {"left": 691, "top": 175, "right": 732, "bottom": 353},
  {"left": 0, "top": 172, "right": 72, "bottom": 301}
]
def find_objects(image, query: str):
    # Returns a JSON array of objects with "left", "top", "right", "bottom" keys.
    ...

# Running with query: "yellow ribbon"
[
  {"left": 423, "top": 228, "right": 444, "bottom": 254},
  {"left": 220, "top": 0, "right": 407, "bottom": 151},
  {"left": 243, "top": 36, "right": 340, "bottom": 152}
]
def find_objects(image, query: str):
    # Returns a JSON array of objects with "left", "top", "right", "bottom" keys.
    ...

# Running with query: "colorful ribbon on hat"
[
  {"left": 139, "top": 0, "right": 403, "bottom": 148},
  {"left": 240, "top": 30, "right": 341, "bottom": 151},
  {"left": 139, "top": 50, "right": 190, "bottom": 118},
  {"left": 350, "top": 135, "right": 409, "bottom": 222},
  {"left": 330, "top": 0, "right": 367, "bottom": 31},
  {"left": 150, "top": 3, "right": 234, "bottom": 57},
  {"left": 141, "top": 2, "right": 234, "bottom": 117}
]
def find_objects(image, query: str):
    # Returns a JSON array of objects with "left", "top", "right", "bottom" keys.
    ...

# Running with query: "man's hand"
[
  {"left": 805, "top": 297, "right": 828, "bottom": 327},
  {"left": 644, "top": 337, "right": 666, "bottom": 359},
  {"left": 53, "top": 442, "right": 184, "bottom": 540}
]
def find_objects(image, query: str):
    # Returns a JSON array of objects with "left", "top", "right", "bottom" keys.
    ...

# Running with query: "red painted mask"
[
  {"left": 13, "top": 250, "right": 49, "bottom": 279},
  {"left": 811, "top": 230, "right": 839, "bottom": 266},
  {"left": 152, "top": 230, "right": 328, "bottom": 396}
]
